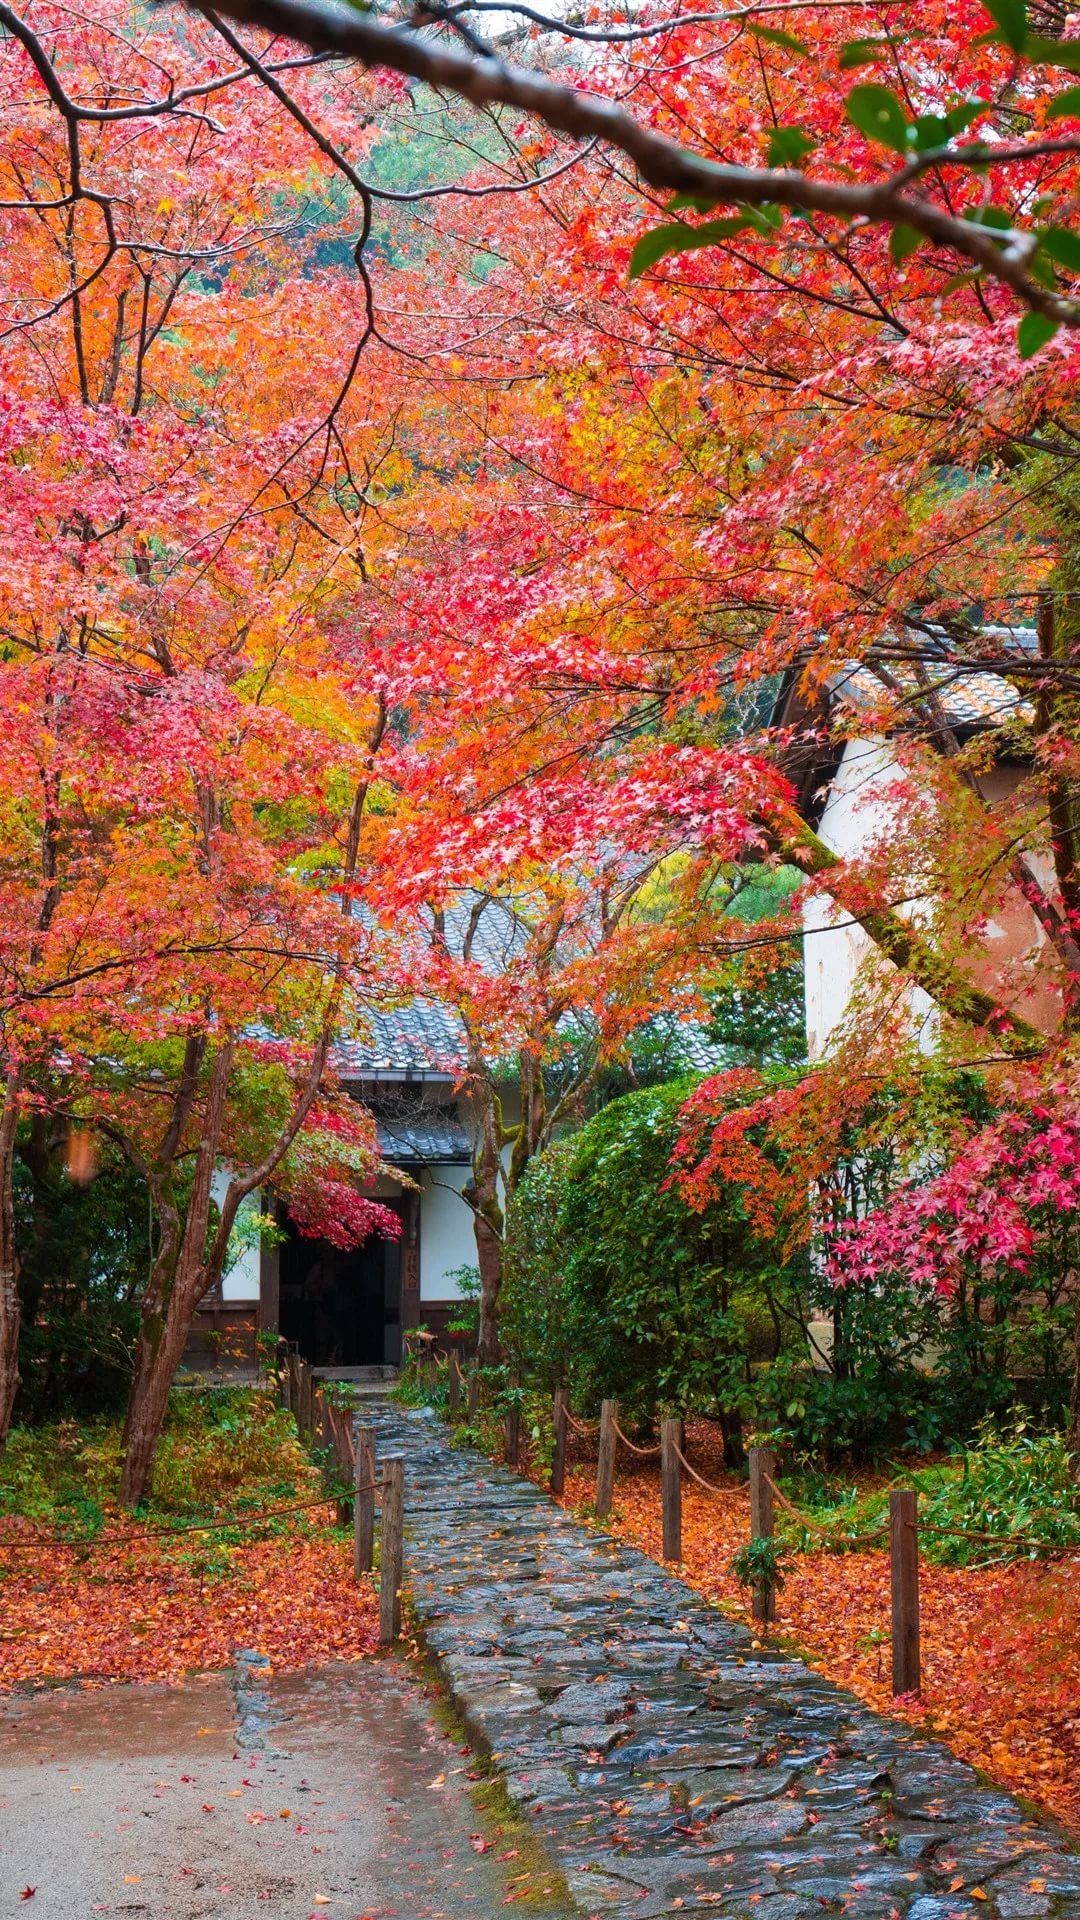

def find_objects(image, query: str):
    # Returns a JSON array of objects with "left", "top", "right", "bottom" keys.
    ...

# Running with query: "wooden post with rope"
[
  {"left": 505, "top": 1372, "right": 521, "bottom": 1468},
  {"left": 660, "top": 1417, "right": 682, "bottom": 1561},
  {"left": 327, "top": 1400, "right": 352, "bottom": 1525},
  {"left": 890, "top": 1489, "right": 921, "bottom": 1696},
  {"left": 379, "top": 1457, "right": 405, "bottom": 1645},
  {"left": 551, "top": 1387, "right": 568, "bottom": 1497},
  {"left": 447, "top": 1351, "right": 462, "bottom": 1420},
  {"left": 596, "top": 1399, "right": 617, "bottom": 1519},
  {"left": 354, "top": 1424, "right": 375, "bottom": 1577},
  {"left": 748, "top": 1446, "right": 776, "bottom": 1625}
]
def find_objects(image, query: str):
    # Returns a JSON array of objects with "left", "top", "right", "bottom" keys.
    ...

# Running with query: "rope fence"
[
  {"left": 279, "top": 1344, "right": 404, "bottom": 1645},
  {"left": 438, "top": 1367, "right": 1074, "bottom": 1701},
  {"left": 0, "top": 1489, "right": 377, "bottom": 1553},
  {"left": 0, "top": 1342, "right": 407, "bottom": 1647}
]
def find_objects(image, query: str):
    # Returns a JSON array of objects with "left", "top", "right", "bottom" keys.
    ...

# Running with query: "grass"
[
  {"left": 0, "top": 1385, "right": 325, "bottom": 1543},
  {"left": 778, "top": 1422, "right": 1080, "bottom": 1566}
]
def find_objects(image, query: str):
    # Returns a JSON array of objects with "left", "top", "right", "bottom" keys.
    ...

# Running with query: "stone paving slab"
[{"left": 361, "top": 1401, "right": 1080, "bottom": 1920}]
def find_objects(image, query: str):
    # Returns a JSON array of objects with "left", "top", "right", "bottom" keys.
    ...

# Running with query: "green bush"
[
  {"left": 503, "top": 1080, "right": 796, "bottom": 1452},
  {"left": 775, "top": 1419, "right": 1080, "bottom": 1566},
  {"left": 0, "top": 1387, "right": 308, "bottom": 1533},
  {"left": 920, "top": 1419, "right": 1080, "bottom": 1565},
  {"left": 14, "top": 1139, "right": 149, "bottom": 1421}
]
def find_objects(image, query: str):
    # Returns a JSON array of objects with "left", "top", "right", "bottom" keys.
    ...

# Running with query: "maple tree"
[
  {"left": 344, "top": 1, "right": 1080, "bottom": 1424},
  {"left": 2, "top": 0, "right": 1080, "bottom": 1471},
  {"left": 0, "top": 0, "right": 436, "bottom": 1491}
]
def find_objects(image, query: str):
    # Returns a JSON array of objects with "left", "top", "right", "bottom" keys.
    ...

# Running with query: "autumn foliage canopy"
[{"left": 0, "top": 0, "right": 1079, "bottom": 1480}]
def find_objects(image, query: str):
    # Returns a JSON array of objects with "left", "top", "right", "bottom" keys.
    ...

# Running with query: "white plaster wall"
[
  {"left": 802, "top": 737, "right": 935, "bottom": 1059},
  {"left": 418, "top": 1165, "right": 477, "bottom": 1300},
  {"left": 212, "top": 1170, "right": 263, "bottom": 1302}
]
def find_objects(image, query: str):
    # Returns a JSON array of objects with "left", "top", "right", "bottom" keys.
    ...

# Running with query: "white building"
[
  {"left": 777, "top": 647, "right": 1060, "bottom": 1062},
  {"left": 191, "top": 902, "right": 718, "bottom": 1372}
]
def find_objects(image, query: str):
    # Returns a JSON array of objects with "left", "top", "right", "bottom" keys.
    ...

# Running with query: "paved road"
[{"left": 0, "top": 1657, "right": 573, "bottom": 1919}]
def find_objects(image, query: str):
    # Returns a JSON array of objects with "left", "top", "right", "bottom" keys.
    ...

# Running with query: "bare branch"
[{"left": 189, "top": 0, "right": 1080, "bottom": 326}]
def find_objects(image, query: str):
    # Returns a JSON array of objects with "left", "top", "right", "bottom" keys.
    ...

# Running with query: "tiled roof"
[
  {"left": 828, "top": 625, "right": 1037, "bottom": 731},
  {"left": 334, "top": 1002, "right": 464, "bottom": 1079},
  {"left": 376, "top": 1112, "right": 472, "bottom": 1163},
  {"left": 334, "top": 899, "right": 728, "bottom": 1082}
]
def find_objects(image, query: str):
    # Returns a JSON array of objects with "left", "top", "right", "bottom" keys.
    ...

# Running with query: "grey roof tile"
[
  {"left": 336, "top": 897, "right": 727, "bottom": 1082},
  {"left": 376, "top": 1113, "right": 472, "bottom": 1164}
]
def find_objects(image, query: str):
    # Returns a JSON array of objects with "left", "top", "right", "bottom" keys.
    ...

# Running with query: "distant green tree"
[{"left": 707, "top": 865, "right": 806, "bottom": 1069}]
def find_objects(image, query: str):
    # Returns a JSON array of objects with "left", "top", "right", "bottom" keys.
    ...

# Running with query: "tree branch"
[{"left": 193, "top": 0, "right": 1080, "bottom": 325}]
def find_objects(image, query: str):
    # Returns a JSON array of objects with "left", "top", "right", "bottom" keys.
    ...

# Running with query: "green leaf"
[
  {"left": 963, "top": 204, "right": 1014, "bottom": 231},
  {"left": 742, "top": 202, "right": 784, "bottom": 234},
  {"left": 1025, "top": 33, "right": 1080, "bottom": 71},
  {"left": 844, "top": 84, "right": 912, "bottom": 153},
  {"left": 667, "top": 190, "right": 722, "bottom": 213},
  {"left": 981, "top": 0, "right": 1027, "bottom": 52},
  {"left": 940, "top": 269, "right": 983, "bottom": 294},
  {"left": 1016, "top": 311, "right": 1060, "bottom": 358},
  {"left": 766, "top": 125, "right": 816, "bottom": 168},
  {"left": 1046, "top": 87, "right": 1080, "bottom": 120},
  {"left": 628, "top": 217, "right": 751, "bottom": 278},
  {"left": 911, "top": 113, "right": 953, "bottom": 151},
  {"left": 839, "top": 36, "right": 895, "bottom": 69},
  {"left": 1039, "top": 225, "right": 1080, "bottom": 272},
  {"left": 889, "top": 224, "right": 923, "bottom": 263},
  {"left": 946, "top": 100, "right": 986, "bottom": 135},
  {"left": 746, "top": 22, "right": 809, "bottom": 53}
]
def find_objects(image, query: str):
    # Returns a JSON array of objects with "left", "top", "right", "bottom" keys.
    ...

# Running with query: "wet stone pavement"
[
  {"left": 362, "top": 1401, "right": 1080, "bottom": 1920},
  {"left": 0, "top": 1658, "right": 573, "bottom": 1918}
]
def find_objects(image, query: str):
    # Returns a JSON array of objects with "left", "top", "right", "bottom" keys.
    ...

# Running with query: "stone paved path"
[{"left": 363, "top": 1401, "right": 1080, "bottom": 1920}]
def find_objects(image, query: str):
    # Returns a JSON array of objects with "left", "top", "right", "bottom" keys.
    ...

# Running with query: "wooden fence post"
[
  {"left": 661, "top": 1417, "right": 682, "bottom": 1561},
  {"left": 448, "top": 1352, "right": 462, "bottom": 1420},
  {"left": 890, "top": 1489, "right": 921, "bottom": 1696},
  {"left": 550, "top": 1387, "right": 568, "bottom": 1497},
  {"left": 596, "top": 1398, "right": 617, "bottom": 1519},
  {"left": 354, "top": 1425, "right": 375, "bottom": 1577},
  {"left": 379, "top": 1457, "right": 405, "bottom": 1646},
  {"left": 467, "top": 1366, "right": 480, "bottom": 1424},
  {"left": 748, "top": 1445, "right": 776, "bottom": 1625},
  {"left": 505, "top": 1372, "right": 521, "bottom": 1468},
  {"left": 328, "top": 1402, "right": 352, "bottom": 1525}
]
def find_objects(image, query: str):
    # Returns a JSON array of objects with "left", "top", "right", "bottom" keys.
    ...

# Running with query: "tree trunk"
[
  {"left": 119, "top": 1271, "right": 201, "bottom": 1506},
  {"left": 0, "top": 1072, "right": 22, "bottom": 1449},
  {"left": 474, "top": 1203, "right": 503, "bottom": 1367},
  {"left": 119, "top": 1043, "right": 233, "bottom": 1506},
  {"left": 465, "top": 1078, "right": 507, "bottom": 1368}
]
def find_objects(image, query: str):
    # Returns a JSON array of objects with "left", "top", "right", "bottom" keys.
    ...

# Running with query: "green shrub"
[
  {"left": 920, "top": 1419, "right": 1080, "bottom": 1565},
  {"left": 13, "top": 1142, "right": 149, "bottom": 1421},
  {"left": 0, "top": 1388, "right": 307, "bottom": 1532},
  {"left": 504, "top": 1080, "right": 797, "bottom": 1450},
  {"left": 775, "top": 1419, "right": 1080, "bottom": 1566}
]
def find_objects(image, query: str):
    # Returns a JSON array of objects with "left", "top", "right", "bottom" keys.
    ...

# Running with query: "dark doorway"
[{"left": 278, "top": 1210, "right": 403, "bottom": 1367}]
